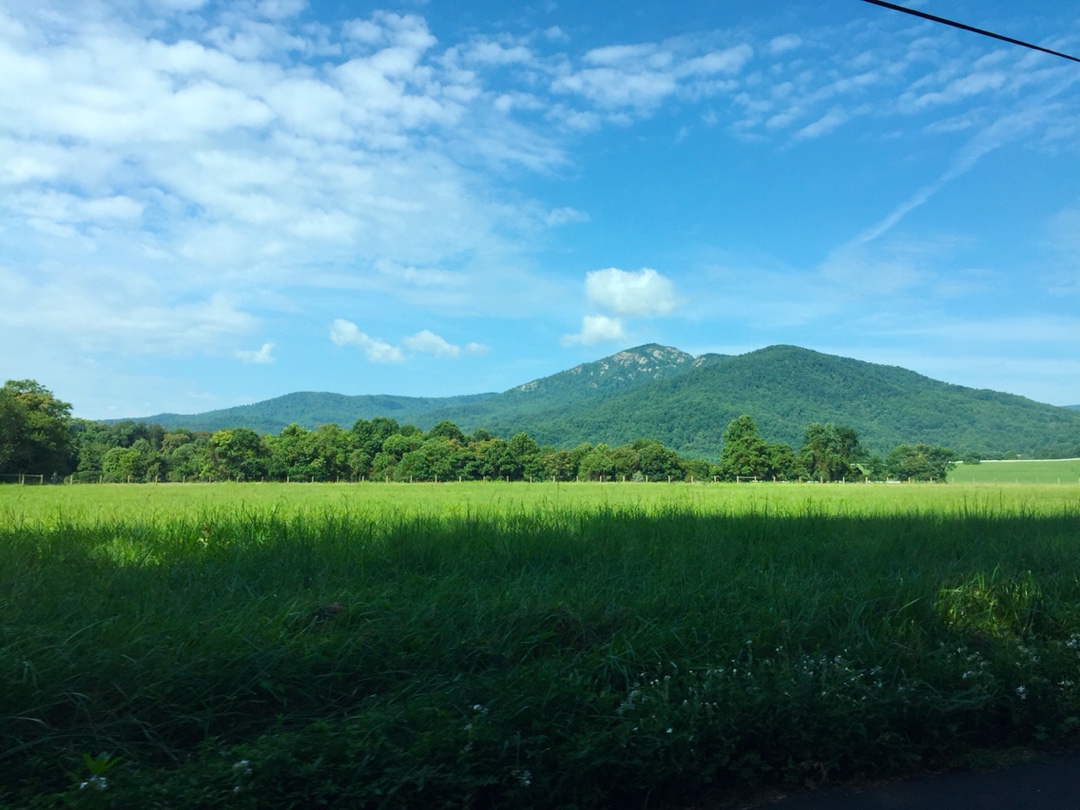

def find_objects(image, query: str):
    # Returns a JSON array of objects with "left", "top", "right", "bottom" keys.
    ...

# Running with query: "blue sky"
[{"left": 2, "top": 0, "right": 1079, "bottom": 419}]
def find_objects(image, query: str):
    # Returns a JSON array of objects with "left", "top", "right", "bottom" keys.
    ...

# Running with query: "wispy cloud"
[{"left": 236, "top": 341, "right": 275, "bottom": 364}]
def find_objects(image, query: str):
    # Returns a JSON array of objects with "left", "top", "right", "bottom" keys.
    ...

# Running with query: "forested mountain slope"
[
  {"left": 136, "top": 392, "right": 497, "bottom": 435},
  {"left": 127, "top": 345, "right": 1080, "bottom": 459},
  {"left": 500, "top": 345, "right": 1080, "bottom": 457}
]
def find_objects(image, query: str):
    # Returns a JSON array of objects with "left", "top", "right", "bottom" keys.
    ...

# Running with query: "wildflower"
[
  {"left": 232, "top": 759, "right": 252, "bottom": 777},
  {"left": 666, "top": 728, "right": 673, "bottom": 734},
  {"left": 513, "top": 768, "right": 532, "bottom": 787},
  {"left": 79, "top": 776, "right": 107, "bottom": 791},
  {"left": 1016, "top": 685, "right": 1028, "bottom": 700}
]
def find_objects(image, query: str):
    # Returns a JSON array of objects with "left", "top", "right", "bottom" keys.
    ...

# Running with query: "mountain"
[
  {"left": 134, "top": 392, "right": 497, "bottom": 435},
  {"left": 131, "top": 344, "right": 706, "bottom": 434},
  {"left": 485, "top": 345, "right": 1080, "bottom": 458},
  {"left": 123, "top": 344, "right": 1080, "bottom": 459}
]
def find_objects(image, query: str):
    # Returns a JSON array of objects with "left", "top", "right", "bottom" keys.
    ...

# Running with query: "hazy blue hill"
[
  {"left": 123, "top": 344, "right": 1080, "bottom": 459},
  {"left": 132, "top": 391, "right": 497, "bottom": 434}
]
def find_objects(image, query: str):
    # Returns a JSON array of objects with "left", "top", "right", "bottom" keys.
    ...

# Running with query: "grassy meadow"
[
  {"left": 3, "top": 481, "right": 1080, "bottom": 808},
  {"left": 949, "top": 458, "right": 1080, "bottom": 485}
]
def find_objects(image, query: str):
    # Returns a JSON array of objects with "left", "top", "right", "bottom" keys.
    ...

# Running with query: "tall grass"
[{"left": 2, "top": 483, "right": 1080, "bottom": 808}]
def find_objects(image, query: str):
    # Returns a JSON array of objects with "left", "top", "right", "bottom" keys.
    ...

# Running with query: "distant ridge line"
[{"left": 114, "top": 343, "right": 1080, "bottom": 459}]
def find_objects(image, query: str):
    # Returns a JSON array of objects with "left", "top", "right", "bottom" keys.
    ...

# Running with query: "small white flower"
[
  {"left": 514, "top": 768, "right": 532, "bottom": 787},
  {"left": 1016, "top": 685, "right": 1028, "bottom": 700},
  {"left": 79, "top": 776, "right": 107, "bottom": 791}
]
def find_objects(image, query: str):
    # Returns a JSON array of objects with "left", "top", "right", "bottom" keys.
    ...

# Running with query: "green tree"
[
  {"left": 165, "top": 437, "right": 209, "bottom": 482},
  {"left": 799, "top": 423, "right": 861, "bottom": 482},
  {"left": 720, "top": 415, "right": 771, "bottom": 480},
  {"left": 311, "top": 424, "right": 355, "bottom": 481},
  {"left": 469, "top": 438, "right": 520, "bottom": 480},
  {"left": 508, "top": 432, "right": 542, "bottom": 479},
  {"left": 427, "top": 420, "right": 466, "bottom": 444},
  {"left": 633, "top": 439, "right": 683, "bottom": 481},
  {"left": 101, "top": 441, "right": 159, "bottom": 483},
  {"left": 680, "top": 457, "right": 712, "bottom": 482},
  {"left": 765, "top": 442, "right": 799, "bottom": 481},
  {"left": 578, "top": 444, "right": 616, "bottom": 481},
  {"left": 608, "top": 445, "right": 640, "bottom": 480},
  {"left": 204, "top": 428, "right": 269, "bottom": 481},
  {"left": 0, "top": 380, "right": 73, "bottom": 475},
  {"left": 885, "top": 444, "right": 958, "bottom": 482},
  {"left": 537, "top": 448, "right": 577, "bottom": 481},
  {"left": 394, "top": 437, "right": 462, "bottom": 482}
]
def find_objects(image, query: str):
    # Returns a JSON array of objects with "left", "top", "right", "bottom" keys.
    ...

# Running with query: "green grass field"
[
  {"left": 3, "top": 482, "right": 1080, "bottom": 808},
  {"left": 949, "top": 459, "right": 1080, "bottom": 485}
]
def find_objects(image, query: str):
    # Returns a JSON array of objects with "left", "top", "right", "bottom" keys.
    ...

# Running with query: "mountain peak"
[{"left": 509, "top": 344, "right": 693, "bottom": 397}]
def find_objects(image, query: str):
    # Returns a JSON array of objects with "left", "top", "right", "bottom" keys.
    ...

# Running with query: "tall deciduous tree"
[
  {"left": 885, "top": 444, "right": 958, "bottom": 482},
  {"left": 0, "top": 380, "right": 73, "bottom": 475},
  {"left": 204, "top": 428, "right": 269, "bottom": 481},
  {"left": 720, "top": 415, "right": 771, "bottom": 480},
  {"left": 799, "top": 423, "right": 861, "bottom": 481}
]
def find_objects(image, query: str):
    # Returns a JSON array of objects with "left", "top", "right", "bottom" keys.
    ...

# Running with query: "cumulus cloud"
[
  {"left": 329, "top": 319, "right": 405, "bottom": 363},
  {"left": 585, "top": 267, "right": 681, "bottom": 317},
  {"left": 330, "top": 321, "right": 486, "bottom": 362},
  {"left": 403, "top": 329, "right": 461, "bottom": 357},
  {"left": 236, "top": 341, "right": 275, "bottom": 364},
  {"left": 561, "top": 314, "right": 626, "bottom": 346}
]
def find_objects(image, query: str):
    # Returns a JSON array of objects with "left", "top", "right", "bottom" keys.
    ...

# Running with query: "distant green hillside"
[
  {"left": 136, "top": 392, "right": 497, "bottom": 434},
  {"left": 124, "top": 345, "right": 1080, "bottom": 459},
  {"left": 494, "top": 345, "right": 1080, "bottom": 458}
]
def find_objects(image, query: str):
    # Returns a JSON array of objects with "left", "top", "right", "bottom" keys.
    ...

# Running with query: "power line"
[{"left": 859, "top": 0, "right": 1080, "bottom": 64}]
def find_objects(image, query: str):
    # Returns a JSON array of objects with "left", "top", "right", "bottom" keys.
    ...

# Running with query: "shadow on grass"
[{"left": 2, "top": 507, "right": 1079, "bottom": 807}]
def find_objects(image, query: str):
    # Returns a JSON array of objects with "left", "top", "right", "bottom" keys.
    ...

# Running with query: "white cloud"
[
  {"left": 768, "top": 34, "right": 801, "bottom": 55},
  {"left": 793, "top": 107, "right": 848, "bottom": 140},
  {"left": 330, "top": 322, "right": 485, "bottom": 361},
  {"left": 329, "top": 319, "right": 405, "bottom": 363},
  {"left": 585, "top": 267, "right": 680, "bottom": 317},
  {"left": 403, "top": 329, "right": 460, "bottom": 357},
  {"left": 550, "top": 41, "right": 752, "bottom": 118},
  {"left": 561, "top": 314, "right": 626, "bottom": 346},
  {"left": 546, "top": 206, "right": 590, "bottom": 226},
  {"left": 254, "top": 0, "right": 307, "bottom": 20},
  {"left": 237, "top": 341, "right": 275, "bottom": 364}
]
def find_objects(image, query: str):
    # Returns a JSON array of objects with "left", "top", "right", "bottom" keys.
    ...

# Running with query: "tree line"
[{"left": 0, "top": 379, "right": 960, "bottom": 483}]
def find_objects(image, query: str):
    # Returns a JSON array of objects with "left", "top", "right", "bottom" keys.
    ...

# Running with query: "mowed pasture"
[
  {"left": 949, "top": 458, "right": 1080, "bottom": 485},
  {"left": 3, "top": 482, "right": 1080, "bottom": 808}
]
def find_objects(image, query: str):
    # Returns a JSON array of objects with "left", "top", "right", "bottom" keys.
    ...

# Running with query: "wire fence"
[{"left": 0, "top": 474, "right": 46, "bottom": 485}]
